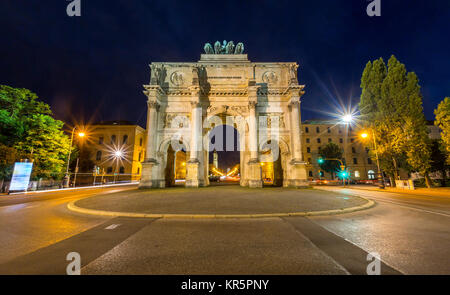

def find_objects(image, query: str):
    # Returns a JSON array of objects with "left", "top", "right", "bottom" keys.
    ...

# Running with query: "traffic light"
[
  {"left": 339, "top": 170, "right": 348, "bottom": 178},
  {"left": 318, "top": 158, "right": 324, "bottom": 164}
]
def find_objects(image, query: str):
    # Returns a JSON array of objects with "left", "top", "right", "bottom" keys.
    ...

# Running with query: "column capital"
[
  {"left": 190, "top": 101, "right": 202, "bottom": 108},
  {"left": 248, "top": 101, "right": 258, "bottom": 110},
  {"left": 148, "top": 100, "right": 160, "bottom": 110},
  {"left": 288, "top": 100, "right": 300, "bottom": 109}
]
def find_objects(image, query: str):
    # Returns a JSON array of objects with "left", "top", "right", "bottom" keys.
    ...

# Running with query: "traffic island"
[{"left": 68, "top": 186, "right": 375, "bottom": 219}]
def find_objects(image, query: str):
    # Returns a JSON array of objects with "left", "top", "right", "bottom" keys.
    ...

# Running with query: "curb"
[{"left": 67, "top": 198, "right": 376, "bottom": 219}]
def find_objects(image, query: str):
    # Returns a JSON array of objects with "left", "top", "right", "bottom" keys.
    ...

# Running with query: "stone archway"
[{"left": 139, "top": 46, "right": 308, "bottom": 189}]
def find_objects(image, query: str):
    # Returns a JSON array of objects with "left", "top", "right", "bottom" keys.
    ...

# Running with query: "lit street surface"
[{"left": 0, "top": 184, "right": 449, "bottom": 274}]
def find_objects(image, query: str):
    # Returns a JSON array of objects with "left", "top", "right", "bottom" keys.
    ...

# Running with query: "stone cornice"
[{"left": 143, "top": 84, "right": 166, "bottom": 97}]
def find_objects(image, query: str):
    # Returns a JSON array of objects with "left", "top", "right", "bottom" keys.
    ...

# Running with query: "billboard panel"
[{"left": 9, "top": 162, "right": 33, "bottom": 192}]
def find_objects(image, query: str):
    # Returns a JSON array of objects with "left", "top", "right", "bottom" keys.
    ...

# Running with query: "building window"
[
  {"left": 328, "top": 138, "right": 332, "bottom": 143},
  {"left": 305, "top": 127, "right": 309, "bottom": 133},
  {"left": 306, "top": 138, "right": 310, "bottom": 143},
  {"left": 309, "top": 171, "right": 313, "bottom": 177},
  {"left": 338, "top": 128, "right": 342, "bottom": 134},
  {"left": 352, "top": 147, "right": 356, "bottom": 153},
  {"left": 353, "top": 158, "right": 358, "bottom": 164},
  {"left": 137, "top": 167, "right": 140, "bottom": 175},
  {"left": 317, "top": 138, "right": 321, "bottom": 144},
  {"left": 139, "top": 138, "right": 143, "bottom": 146},
  {"left": 327, "top": 127, "right": 331, "bottom": 133},
  {"left": 139, "top": 152, "right": 142, "bottom": 161},
  {"left": 308, "top": 157, "right": 311, "bottom": 163},
  {"left": 307, "top": 147, "right": 311, "bottom": 153},
  {"left": 119, "top": 166, "right": 125, "bottom": 174},
  {"left": 96, "top": 151, "right": 102, "bottom": 161},
  {"left": 350, "top": 138, "right": 354, "bottom": 143},
  {"left": 107, "top": 167, "right": 113, "bottom": 174},
  {"left": 316, "top": 127, "right": 320, "bottom": 133},
  {"left": 368, "top": 170, "right": 375, "bottom": 180},
  {"left": 318, "top": 147, "right": 321, "bottom": 153},
  {"left": 368, "top": 158, "right": 373, "bottom": 164},
  {"left": 122, "top": 135, "right": 128, "bottom": 144},
  {"left": 99, "top": 137, "right": 104, "bottom": 144},
  {"left": 355, "top": 171, "right": 360, "bottom": 178},
  {"left": 339, "top": 138, "right": 343, "bottom": 143},
  {"left": 111, "top": 135, "right": 117, "bottom": 144}
]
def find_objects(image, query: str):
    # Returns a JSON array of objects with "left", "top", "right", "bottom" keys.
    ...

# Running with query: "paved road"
[{"left": 0, "top": 185, "right": 448, "bottom": 274}]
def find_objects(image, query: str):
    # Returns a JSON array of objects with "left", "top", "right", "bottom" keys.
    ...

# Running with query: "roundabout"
[{"left": 68, "top": 186, "right": 375, "bottom": 219}]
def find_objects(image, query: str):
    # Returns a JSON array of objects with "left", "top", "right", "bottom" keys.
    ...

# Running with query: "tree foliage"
[
  {"left": 359, "top": 56, "right": 432, "bottom": 187},
  {"left": 318, "top": 143, "right": 343, "bottom": 179},
  {"left": 434, "top": 97, "right": 450, "bottom": 164},
  {"left": 0, "top": 85, "right": 71, "bottom": 180}
]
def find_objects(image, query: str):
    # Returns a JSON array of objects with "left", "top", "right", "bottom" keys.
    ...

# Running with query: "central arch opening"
[{"left": 207, "top": 124, "right": 241, "bottom": 185}]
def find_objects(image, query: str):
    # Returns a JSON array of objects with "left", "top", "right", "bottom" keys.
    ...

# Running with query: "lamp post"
[
  {"left": 64, "top": 128, "right": 85, "bottom": 188},
  {"left": 360, "top": 130, "right": 385, "bottom": 189}
]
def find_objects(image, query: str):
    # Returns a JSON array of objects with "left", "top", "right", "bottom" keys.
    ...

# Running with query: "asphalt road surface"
[{"left": 0, "top": 184, "right": 448, "bottom": 274}]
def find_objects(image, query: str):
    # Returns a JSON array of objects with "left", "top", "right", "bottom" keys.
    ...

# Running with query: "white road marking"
[{"left": 105, "top": 224, "right": 121, "bottom": 230}]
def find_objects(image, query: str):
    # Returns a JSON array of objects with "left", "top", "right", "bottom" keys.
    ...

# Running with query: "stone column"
[
  {"left": 247, "top": 81, "right": 263, "bottom": 188},
  {"left": 139, "top": 86, "right": 162, "bottom": 188},
  {"left": 189, "top": 101, "right": 202, "bottom": 162},
  {"left": 289, "top": 100, "right": 303, "bottom": 162},
  {"left": 186, "top": 87, "right": 204, "bottom": 187},
  {"left": 286, "top": 87, "right": 308, "bottom": 188},
  {"left": 146, "top": 101, "right": 159, "bottom": 161},
  {"left": 249, "top": 101, "right": 259, "bottom": 161}
]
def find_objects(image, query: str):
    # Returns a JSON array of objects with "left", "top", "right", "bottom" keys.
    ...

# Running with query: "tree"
[
  {"left": 429, "top": 140, "right": 449, "bottom": 186},
  {"left": 359, "top": 56, "right": 433, "bottom": 187},
  {"left": 434, "top": 97, "right": 450, "bottom": 164},
  {"left": 319, "top": 143, "right": 343, "bottom": 180},
  {"left": 0, "top": 85, "right": 71, "bottom": 180}
]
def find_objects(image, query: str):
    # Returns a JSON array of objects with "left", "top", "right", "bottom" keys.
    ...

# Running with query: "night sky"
[{"left": 1, "top": 0, "right": 449, "bottom": 129}]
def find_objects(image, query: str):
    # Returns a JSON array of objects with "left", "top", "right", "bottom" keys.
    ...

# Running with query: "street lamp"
[
  {"left": 342, "top": 114, "right": 353, "bottom": 124},
  {"left": 64, "top": 127, "right": 86, "bottom": 188},
  {"left": 360, "top": 130, "right": 385, "bottom": 189}
]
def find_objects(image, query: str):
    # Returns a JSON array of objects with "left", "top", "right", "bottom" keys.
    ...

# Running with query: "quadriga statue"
[{"left": 204, "top": 41, "right": 245, "bottom": 54}]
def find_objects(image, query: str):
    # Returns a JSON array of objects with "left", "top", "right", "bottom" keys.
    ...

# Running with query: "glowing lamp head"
[
  {"left": 360, "top": 132, "right": 368, "bottom": 139},
  {"left": 78, "top": 132, "right": 86, "bottom": 138},
  {"left": 318, "top": 158, "right": 324, "bottom": 164},
  {"left": 114, "top": 150, "right": 123, "bottom": 158},
  {"left": 342, "top": 114, "right": 353, "bottom": 123}
]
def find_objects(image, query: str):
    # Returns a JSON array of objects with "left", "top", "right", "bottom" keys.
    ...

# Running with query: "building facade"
[
  {"left": 301, "top": 120, "right": 379, "bottom": 181},
  {"left": 87, "top": 121, "right": 146, "bottom": 180}
]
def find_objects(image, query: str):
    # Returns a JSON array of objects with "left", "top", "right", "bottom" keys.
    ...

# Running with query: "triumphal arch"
[{"left": 139, "top": 41, "right": 308, "bottom": 188}]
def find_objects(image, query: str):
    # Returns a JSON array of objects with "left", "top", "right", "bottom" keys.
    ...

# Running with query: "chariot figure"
[
  {"left": 234, "top": 42, "right": 244, "bottom": 54},
  {"left": 204, "top": 43, "right": 214, "bottom": 54},
  {"left": 225, "top": 41, "right": 235, "bottom": 54}
]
